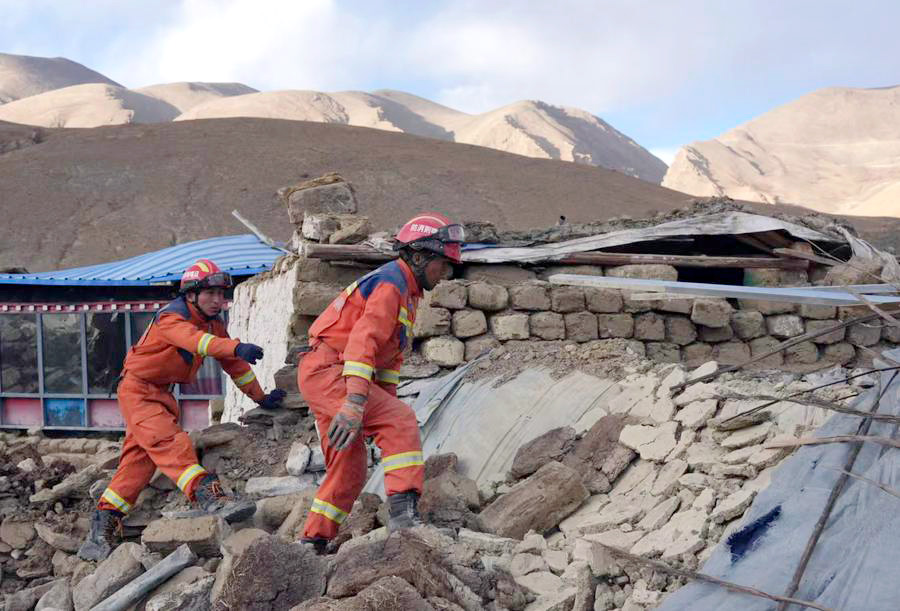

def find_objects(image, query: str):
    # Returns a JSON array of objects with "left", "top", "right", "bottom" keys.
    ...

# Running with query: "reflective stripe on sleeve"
[
  {"left": 342, "top": 360, "right": 374, "bottom": 381},
  {"left": 375, "top": 369, "right": 400, "bottom": 385},
  {"left": 382, "top": 450, "right": 424, "bottom": 472},
  {"left": 310, "top": 498, "right": 349, "bottom": 525},
  {"left": 100, "top": 488, "right": 132, "bottom": 513},
  {"left": 232, "top": 370, "right": 256, "bottom": 387},
  {"left": 176, "top": 464, "right": 207, "bottom": 492},
  {"left": 197, "top": 333, "right": 215, "bottom": 356}
]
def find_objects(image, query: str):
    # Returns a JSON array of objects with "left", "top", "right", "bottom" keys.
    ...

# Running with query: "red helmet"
[
  {"left": 180, "top": 259, "right": 233, "bottom": 293},
  {"left": 394, "top": 213, "right": 465, "bottom": 264}
]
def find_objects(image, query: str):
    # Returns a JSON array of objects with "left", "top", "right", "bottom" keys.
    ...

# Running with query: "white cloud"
[{"left": 649, "top": 147, "right": 678, "bottom": 166}]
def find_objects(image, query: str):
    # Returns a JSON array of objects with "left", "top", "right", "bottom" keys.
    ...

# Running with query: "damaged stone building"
[{"left": 2, "top": 174, "right": 900, "bottom": 610}]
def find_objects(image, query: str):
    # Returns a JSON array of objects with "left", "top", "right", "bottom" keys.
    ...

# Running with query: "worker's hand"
[
  {"left": 327, "top": 394, "right": 366, "bottom": 451},
  {"left": 235, "top": 342, "right": 264, "bottom": 364},
  {"left": 258, "top": 389, "right": 286, "bottom": 410}
]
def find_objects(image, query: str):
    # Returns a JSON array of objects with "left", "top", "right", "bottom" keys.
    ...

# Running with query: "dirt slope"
[
  {"left": 0, "top": 52, "right": 120, "bottom": 103},
  {"left": 0, "top": 117, "right": 689, "bottom": 272}
]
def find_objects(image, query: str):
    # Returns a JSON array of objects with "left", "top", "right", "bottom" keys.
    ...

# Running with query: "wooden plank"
[
  {"left": 303, "top": 243, "right": 395, "bottom": 262},
  {"left": 773, "top": 247, "right": 840, "bottom": 267},
  {"left": 560, "top": 252, "right": 807, "bottom": 269}
]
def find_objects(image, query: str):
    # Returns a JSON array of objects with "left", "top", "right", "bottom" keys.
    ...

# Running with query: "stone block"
[
  {"left": 646, "top": 342, "right": 681, "bottom": 363},
  {"left": 712, "top": 341, "right": 751, "bottom": 366},
  {"left": 254, "top": 493, "right": 310, "bottom": 531},
  {"left": 245, "top": 475, "right": 316, "bottom": 496},
  {"left": 300, "top": 213, "right": 339, "bottom": 242},
  {"left": 884, "top": 324, "right": 900, "bottom": 344},
  {"left": 294, "top": 282, "right": 341, "bottom": 316},
  {"left": 766, "top": 314, "right": 804, "bottom": 339},
  {"left": 73, "top": 542, "right": 145, "bottom": 611},
  {"left": 329, "top": 216, "right": 371, "bottom": 244},
  {"left": 619, "top": 422, "right": 678, "bottom": 461},
  {"left": 551, "top": 286, "right": 586, "bottom": 313},
  {"left": 468, "top": 282, "right": 509, "bottom": 311},
  {"left": 413, "top": 305, "right": 451, "bottom": 338},
  {"left": 511, "top": 427, "right": 577, "bottom": 479},
  {"left": 1, "top": 516, "right": 35, "bottom": 549},
  {"left": 731, "top": 311, "right": 766, "bottom": 339},
  {"left": 565, "top": 312, "right": 599, "bottom": 342},
  {"left": 848, "top": 322, "right": 882, "bottom": 346},
  {"left": 286, "top": 441, "right": 312, "bottom": 476},
  {"left": 146, "top": 574, "right": 214, "bottom": 611},
  {"left": 800, "top": 304, "right": 837, "bottom": 319},
  {"left": 683, "top": 342, "right": 713, "bottom": 365},
  {"left": 142, "top": 516, "right": 226, "bottom": 557},
  {"left": 606, "top": 264, "right": 678, "bottom": 281},
  {"left": 806, "top": 319, "right": 846, "bottom": 344},
  {"left": 295, "top": 257, "right": 368, "bottom": 286},
  {"left": 596, "top": 314, "right": 634, "bottom": 339},
  {"left": 823, "top": 342, "right": 856, "bottom": 364},
  {"left": 451, "top": 309, "right": 487, "bottom": 338},
  {"left": 530, "top": 312, "right": 566, "bottom": 340},
  {"left": 421, "top": 336, "right": 465, "bottom": 366},
  {"left": 464, "top": 334, "right": 500, "bottom": 360},
  {"left": 585, "top": 288, "right": 623, "bottom": 313},
  {"left": 509, "top": 282, "right": 552, "bottom": 310},
  {"left": 699, "top": 324, "right": 734, "bottom": 343},
  {"left": 652, "top": 297, "right": 693, "bottom": 314},
  {"left": 285, "top": 177, "right": 357, "bottom": 223},
  {"left": 634, "top": 312, "right": 665, "bottom": 341},
  {"left": 481, "top": 461, "right": 589, "bottom": 539},
  {"left": 738, "top": 299, "right": 796, "bottom": 315},
  {"left": 785, "top": 341, "right": 819, "bottom": 365},
  {"left": 749, "top": 336, "right": 784, "bottom": 368},
  {"left": 743, "top": 268, "right": 808, "bottom": 287},
  {"left": 691, "top": 299, "right": 733, "bottom": 328},
  {"left": 431, "top": 280, "right": 468, "bottom": 309},
  {"left": 490, "top": 313, "right": 530, "bottom": 340},
  {"left": 463, "top": 264, "right": 536, "bottom": 286},
  {"left": 665, "top": 316, "right": 697, "bottom": 346},
  {"left": 622, "top": 291, "right": 652, "bottom": 313}
]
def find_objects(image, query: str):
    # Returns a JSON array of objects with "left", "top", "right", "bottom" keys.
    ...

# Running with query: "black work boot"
[
  {"left": 300, "top": 536, "right": 329, "bottom": 555},
  {"left": 77, "top": 509, "right": 124, "bottom": 562},
  {"left": 193, "top": 474, "right": 256, "bottom": 523},
  {"left": 388, "top": 491, "right": 424, "bottom": 531}
]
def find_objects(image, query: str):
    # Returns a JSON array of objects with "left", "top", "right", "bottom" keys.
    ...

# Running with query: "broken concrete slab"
[
  {"left": 619, "top": 422, "right": 677, "bottom": 461},
  {"left": 674, "top": 399, "right": 718, "bottom": 430},
  {"left": 245, "top": 475, "right": 316, "bottom": 496}
]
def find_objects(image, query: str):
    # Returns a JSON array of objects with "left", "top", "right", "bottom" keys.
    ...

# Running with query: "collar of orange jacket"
[{"left": 396, "top": 258, "right": 422, "bottom": 297}]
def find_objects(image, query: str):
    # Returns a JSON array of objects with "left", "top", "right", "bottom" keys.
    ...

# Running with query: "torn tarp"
[{"left": 461, "top": 212, "right": 841, "bottom": 264}]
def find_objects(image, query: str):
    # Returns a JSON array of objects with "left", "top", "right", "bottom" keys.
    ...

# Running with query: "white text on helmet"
[
  {"left": 411, "top": 223, "right": 439, "bottom": 235},
  {"left": 183, "top": 270, "right": 201, "bottom": 279}
]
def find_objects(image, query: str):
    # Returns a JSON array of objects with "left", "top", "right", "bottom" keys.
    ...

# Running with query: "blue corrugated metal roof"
[{"left": 0, "top": 234, "right": 285, "bottom": 286}]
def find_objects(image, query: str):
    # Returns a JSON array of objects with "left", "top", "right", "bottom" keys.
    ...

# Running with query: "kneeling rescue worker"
[
  {"left": 78, "top": 259, "right": 286, "bottom": 561},
  {"left": 299, "top": 212, "right": 465, "bottom": 553}
]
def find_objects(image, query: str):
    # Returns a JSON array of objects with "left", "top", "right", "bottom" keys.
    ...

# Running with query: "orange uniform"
[
  {"left": 300, "top": 259, "right": 425, "bottom": 540},
  {"left": 98, "top": 296, "right": 264, "bottom": 514}
]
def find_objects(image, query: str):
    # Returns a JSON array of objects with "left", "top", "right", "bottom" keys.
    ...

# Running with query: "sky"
[{"left": 2, "top": 0, "right": 899, "bottom": 164}]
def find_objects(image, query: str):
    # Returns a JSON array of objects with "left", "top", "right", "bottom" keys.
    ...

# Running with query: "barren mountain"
[
  {"left": 179, "top": 89, "right": 667, "bottom": 182},
  {"left": 0, "top": 117, "right": 687, "bottom": 272},
  {"left": 0, "top": 82, "right": 261, "bottom": 127},
  {"left": 662, "top": 86, "right": 900, "bottom": 217},
  {"left": 0, "top": 52, "right": 120, "bottom": 103}
]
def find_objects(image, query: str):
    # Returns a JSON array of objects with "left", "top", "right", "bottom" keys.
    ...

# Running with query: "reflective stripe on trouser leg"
[
  {"left": 309, "top": 498, "right": 349, "bottom": 525},
  {"left": 176, "top": 464, "right": 208, "bottom": 494},
  {"left": 99, "top": 487, "right": 132, "bottom": 513}
]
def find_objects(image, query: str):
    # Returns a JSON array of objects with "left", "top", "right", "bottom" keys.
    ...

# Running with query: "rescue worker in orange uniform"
[
  {"left": 298, "top": 213, "right": 465, "bottom": 553},
  {"left": 78, "top": 259, "right": 285, "bottom": 561}
]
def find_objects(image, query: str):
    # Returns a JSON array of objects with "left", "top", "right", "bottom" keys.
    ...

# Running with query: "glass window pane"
[
  {"left": 180, "top": 357, "right": 223, "bottom": 396},
  {"left": 86, "top": 313, "right": 127, "bottom": 394},
  {"left": 0, "top": 314, "right": 39, "bottom": 393},
  {"left": 42, "top": 314, "right": 83, "bottom": 394},
  {"left": 130, "top": 313, "right": 155, "bottom": 346}
]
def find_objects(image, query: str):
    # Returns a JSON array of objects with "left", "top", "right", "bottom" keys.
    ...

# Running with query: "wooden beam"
[
  {"left": 734, "top": 234, "right": 776, "bottom": 255},
  {"left": 304, "top": 243, "right": 810, "bottom": 269},
  {"left": 773, "top": 248, "right": 840, "bottom": 267},
  {"left": 560, "top": 252, "right": 808, "bottom": 269}
]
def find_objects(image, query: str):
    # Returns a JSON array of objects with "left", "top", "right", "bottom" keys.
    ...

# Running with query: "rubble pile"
[{"left": 1, "top": 343, "right": 875, "bottom": 609}]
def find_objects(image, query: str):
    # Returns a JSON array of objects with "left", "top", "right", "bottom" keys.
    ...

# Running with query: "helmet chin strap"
[
  {"left": 186, "top": 291, "right": 217, "bottom": 321},
  {"left": 402, "top": 249, "right": 437, "bottom": 291}
]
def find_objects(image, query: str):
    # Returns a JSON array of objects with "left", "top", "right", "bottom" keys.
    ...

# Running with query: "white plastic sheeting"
[
  {"left": 460, "top": 212, "right": 839, "bottom": 264},
  {"left": 659, "top": 351, "right": 900, "bottom": 611},
  {"left": 363, "top": 365, "right": 622, "bottom": 497}
]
